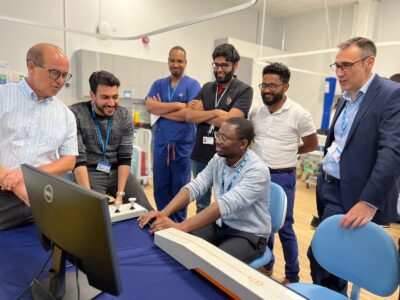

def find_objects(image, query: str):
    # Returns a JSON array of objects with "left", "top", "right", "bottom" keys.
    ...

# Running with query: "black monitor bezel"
[{"left": 21, "top": 164, "right": 122, "bottom": 297}]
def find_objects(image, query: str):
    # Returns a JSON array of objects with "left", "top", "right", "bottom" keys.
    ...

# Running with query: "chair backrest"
[
  {"left": 269, "top": 182, "right": 287, "bottom": 233},
  {"left": 312, "top": 215, "right": 400, "bottom": 297}
]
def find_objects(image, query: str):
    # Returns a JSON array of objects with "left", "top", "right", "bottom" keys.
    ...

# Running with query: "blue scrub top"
[{"left": 147, "top": 75, "right": 201, "bottom": 145}]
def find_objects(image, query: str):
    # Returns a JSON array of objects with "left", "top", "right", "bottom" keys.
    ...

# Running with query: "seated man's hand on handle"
[
  {"left": 138, "top": 211, "right": 181, "bottom": 234},
  {"left": 149, "top": 216, "right": 181, "bottom": 234},
  {"left": 138, "top": 211, "right": 164, "bottom": 228},
  {"left": 139, "top": 188, "right": 191, "bottom": 233}
]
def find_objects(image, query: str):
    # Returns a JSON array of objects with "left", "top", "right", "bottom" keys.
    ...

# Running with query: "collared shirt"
[
  {"left": 249, "top": 97, "right": 316, "bottom": 169},
  {"left": 70, "top": 101, "right": 134, "bottom": 168},
  {"left": 0, "top": 79, "right": 78, "bottom": 170},
  {"left": 184, "top": 149, "right": 271, "bottom": 237},
  {"left": 230, "top": 150, "right": 247, "bottom": 168},
  {"left": 323, "top": 73, "right": 376, "bottom": 179}
]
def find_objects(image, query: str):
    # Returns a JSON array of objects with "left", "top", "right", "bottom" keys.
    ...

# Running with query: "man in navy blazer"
[{"left": 309, "top": 37, "right": 400, "bottom": 294}]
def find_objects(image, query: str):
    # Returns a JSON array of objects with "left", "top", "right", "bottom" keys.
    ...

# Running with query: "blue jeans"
[
  {"left": 191, "top": 159, "right": 212, "bottom": 213},
  {"left": 265, "top": 170, "right": 300, "bottom": 282}
]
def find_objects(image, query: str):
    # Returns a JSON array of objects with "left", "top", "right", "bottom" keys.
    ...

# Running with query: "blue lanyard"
[
  {"left": 340, "top": 100, "right": 361, "bottom": 138},
  {"left": 91, "top": 105, "right": 112, "bottom": 160},
  {"left": 221, "top": 152, "right": 249, "bottom": 194},
  {"left": 167, "top": 78, "right": 181, "bottom": 102}
]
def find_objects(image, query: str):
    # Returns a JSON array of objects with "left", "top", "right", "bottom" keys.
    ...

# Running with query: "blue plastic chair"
[
  {"left": 249, "top": 182, "right": 287, "bottom": 269},
  {"left": 288, "top": 214, "right": 400, "bottom": 300}
]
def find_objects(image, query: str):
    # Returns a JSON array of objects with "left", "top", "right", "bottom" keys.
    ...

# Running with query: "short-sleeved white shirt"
[{"left": 249, "top": 97, "right": 316, "bottom": 169}]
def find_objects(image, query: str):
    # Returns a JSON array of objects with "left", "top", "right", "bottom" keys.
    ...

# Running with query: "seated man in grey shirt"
[{"left": 139, "top": 117, "right": 271, "bottom": 263}]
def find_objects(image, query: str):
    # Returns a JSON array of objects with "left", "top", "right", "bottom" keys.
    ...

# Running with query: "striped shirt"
[{"left": 0, "top": 79, "right": 78, "bottom": 170}]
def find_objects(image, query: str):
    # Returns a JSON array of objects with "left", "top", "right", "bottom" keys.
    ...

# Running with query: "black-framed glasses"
[
  {"left": 212, "top": 62, "right": 232, "bottom": 70},
  {"left": 214, "top": 131, "right": 244, "bottom": 142},
  {"left": 329, "top": 56, "right": 370, "bottom": 72},
  {"left": 258, "top": 83, "right": 284, "bottom": 91},
  {"left": 36, "top": 64, "right": 72, "bottom": 82}
]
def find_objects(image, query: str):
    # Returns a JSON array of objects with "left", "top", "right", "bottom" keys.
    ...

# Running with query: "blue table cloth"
[{"left": 0, "top": 220, "right": 229, "bottom": 299}]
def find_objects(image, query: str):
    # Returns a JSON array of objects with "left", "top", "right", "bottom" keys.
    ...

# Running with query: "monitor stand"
[
  {"left": 31, "top": 271, "right": 101, "bottom": 300},
  {"left": 31, "top": 245, "right": 101, "bottom": 300}
]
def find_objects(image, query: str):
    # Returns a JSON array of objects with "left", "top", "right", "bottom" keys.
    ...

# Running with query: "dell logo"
[{"left": 44, "top": 185, "right": 54, "bottom": 203}]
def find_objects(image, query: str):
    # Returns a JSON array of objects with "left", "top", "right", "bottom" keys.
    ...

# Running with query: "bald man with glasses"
[{"left": 0, "top": 43, "right": 78, "bottom": 231}]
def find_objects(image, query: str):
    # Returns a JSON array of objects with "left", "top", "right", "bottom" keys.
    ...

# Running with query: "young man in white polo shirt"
[{"left": 249, "top": 62, "right": 318, "bottom": 284}]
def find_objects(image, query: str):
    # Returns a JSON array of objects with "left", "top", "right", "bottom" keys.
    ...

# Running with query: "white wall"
[
  {"left": 278, "top": 3, "right": 356, "bottom": 127},
  {"left": 375, "top": 0, "right": 400, "bottom": 77},
  {"left": 253, "top": 0, "right": 400, "bottom": 127},
  {"left": 0, "top": 0, "right": 259, "bottom": 105},
  {"left": 225, "top": 37, "right": 284, "bottom": 107},
  {"left": 1, "top": 0, "right": 400, "bottom": 124}
]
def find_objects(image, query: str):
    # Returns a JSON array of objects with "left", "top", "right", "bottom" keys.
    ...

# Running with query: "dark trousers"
[
  {"left": 191, "top": 159, "right": 212, "bottom": 214},
  {"left": 191, "top": 223, "right": 267, "bottom": 264},
  {"left": 307, "top": 173, "right": 348, "bottom": 295},
  {"left": 88, "top": 168, "right": 153, "bottom": 211},
  {"left": 265, "top": 170, "right": 300, "bottom": 282},
  {"left": 153, "top": 143, "right": 193, "bottom": 222},
  {"left": 0, "top": 191, "right": 33, "bottom": 231}
]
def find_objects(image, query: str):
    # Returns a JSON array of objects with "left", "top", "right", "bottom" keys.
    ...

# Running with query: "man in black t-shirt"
[{"left": 187, "top": 43, "right": 253, "bottom": 213}]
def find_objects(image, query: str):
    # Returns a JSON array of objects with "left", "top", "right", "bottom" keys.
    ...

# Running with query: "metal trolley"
[
  {"left": 131, "top": 127, "right": 152, "bottom": 186},
  {"left": 301, "top": 134, "right": 326, "bottom": 188}
]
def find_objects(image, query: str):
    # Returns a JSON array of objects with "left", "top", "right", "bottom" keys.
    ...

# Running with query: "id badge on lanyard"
[
  {"left": 221, "top": 152, "right": 248, "bottom": 194},
  {"left": 92, "top": 104, "right": 112, "bottom": 173},
  {"left": 203, "top": 125, "right": 215, "bottom": 145},
  {"left": 202, "top": 86, "right": 228, "bottom": 145},
  {"left": 327, "top": 141, "right": 342, "bottom": 163},
  {"left": 96, "top": 161, "right": 111, "bottom": 173},
  {"left": 203, "top": 136, "right": 214, "bottom": 145}
]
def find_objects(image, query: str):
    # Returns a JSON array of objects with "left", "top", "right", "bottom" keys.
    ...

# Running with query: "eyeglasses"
[
  {"left": 258, "top": 83, "right": 284, "bottom": 91},
  {"left": 329, "top": 57, "right": 370, "bottom": 72},
  {"left": 214, "top": 131, "right": 244, "bottom": 142},
  {"left": 212, "top": 63, "right": 232, "bottom": 70},
  {"left": 36, "top": 64, "right": 72, "bottom": 82}
]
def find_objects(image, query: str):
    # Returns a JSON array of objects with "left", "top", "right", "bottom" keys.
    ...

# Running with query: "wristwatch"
[{"left": 116, "top": 191, "right": 125, "bottom": 197}]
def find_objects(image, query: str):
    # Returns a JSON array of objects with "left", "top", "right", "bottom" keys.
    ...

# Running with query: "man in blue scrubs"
[{"left": 146, "top": 46, "right": 201, "bottom": 222}]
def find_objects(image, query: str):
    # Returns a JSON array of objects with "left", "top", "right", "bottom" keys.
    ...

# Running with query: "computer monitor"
[{"left": 21, "top": 164, "right": 122, "bottom": 299}]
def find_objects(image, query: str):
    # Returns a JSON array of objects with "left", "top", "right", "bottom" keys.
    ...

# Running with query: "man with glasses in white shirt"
[
  {"left": 309, "top": 37, "right": 400, "bottom": 295},
  {"left": 249, "top": 62, "right": 318, "bottom": 284},
  {"left": 0, "top": 43, "right": 78, "bottom": 230}
]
